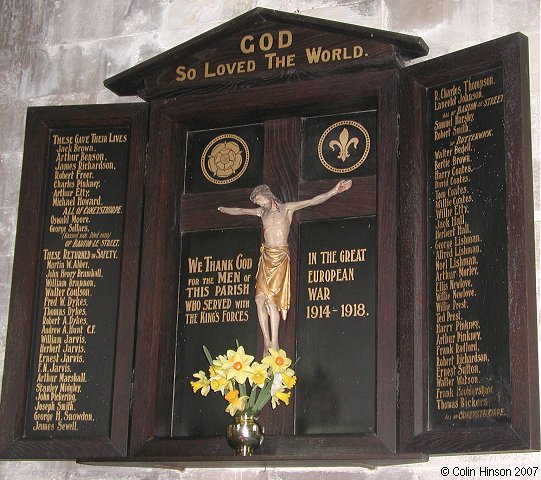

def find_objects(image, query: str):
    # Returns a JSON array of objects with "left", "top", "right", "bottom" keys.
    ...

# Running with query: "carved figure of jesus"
[{"left": 218, "top": 179, "right": 352, "bottom": 351}]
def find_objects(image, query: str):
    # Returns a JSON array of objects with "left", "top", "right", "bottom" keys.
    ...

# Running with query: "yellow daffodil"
[
  {"left": 248, "top": 362, "right": 269, "bottom": 387},
  {"left": 191, "top": 344, "right": 297, "bottom": 416},
  {"left": 208, "top": 366, "right": 229, "bottom": 393},
  {"left": 224, "top": 389, "right": 249, "bottom": 416},
  {"left": 213, "top": 354, "right": 233, "bottom": 373},
  {"left": 271, "top": 387, "right": 291, "bottom": 409},
  {"left": 227, "top": 346, "right": 254, "bottom": 366},
  {"left": 190, "top": 371, "right": 210, "bottom": 396},
  {"left": 262, "top": 348, "right": 292, "bottom": 373},
  {"left": 225, "top": 346, "right": 254, "bottom": 384},
  {"left": 281, "top": 368, "right": 297, "bottom": 389}
]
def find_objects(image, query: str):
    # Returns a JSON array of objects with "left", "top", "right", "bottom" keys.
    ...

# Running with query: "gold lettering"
[
  {"left": 431, "top": 74, "right": 507, "bottom": 422},
  {"left": 240, "top": 34, "right": 255, "bottom": 54}
]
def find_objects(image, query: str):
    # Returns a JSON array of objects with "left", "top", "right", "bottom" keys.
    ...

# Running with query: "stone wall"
[{"left": 0, "top": 1, "right": 539, "bottom": 478}]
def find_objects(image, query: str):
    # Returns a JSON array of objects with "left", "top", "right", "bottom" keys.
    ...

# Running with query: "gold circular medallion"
[
  {"left": 201, "top": 134, "right": 250, "bottom": 185},
  {"left": 317, "top": 120, "right": 370, "bottom": 174}
]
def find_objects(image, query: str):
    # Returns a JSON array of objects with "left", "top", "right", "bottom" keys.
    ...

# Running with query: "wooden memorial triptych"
[{"left": 0, "top": 8, "right": 538, "bottom": 467}]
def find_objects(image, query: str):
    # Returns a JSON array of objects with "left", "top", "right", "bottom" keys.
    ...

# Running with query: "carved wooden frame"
[
  {"left": 398, "top": 33, "right": 539, "bottom": 453},
  {"left": 128, "top": 69, "right": 415, "bottom": 464},
  {"left": 0, "top": 10, "right": 537, "bottom": 466},
  {"left": 0, "top": 104, "right": 148, "bottom": 458}
]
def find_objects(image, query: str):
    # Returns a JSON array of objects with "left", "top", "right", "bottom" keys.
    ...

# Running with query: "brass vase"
[{"left": 226, "top": 414, "right": 265, "bottom": 456}]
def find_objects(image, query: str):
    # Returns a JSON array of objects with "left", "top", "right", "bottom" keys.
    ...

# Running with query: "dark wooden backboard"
[
  {"left": 0, "top": 104, "right": 148, "bottom": 458},
  {"left": 128, "top": 68, "right": 404, "bottom": 462},
  {"left": 399, "top": 33, "right": 539, "bottom": 453},
  {"left": 0, "top": 8, "right": 537, "bottom": 467}
]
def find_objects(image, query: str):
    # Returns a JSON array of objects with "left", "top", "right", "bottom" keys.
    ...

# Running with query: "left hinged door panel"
[{"left": 0, "top": 103, "right": 148, "bottom": 459}]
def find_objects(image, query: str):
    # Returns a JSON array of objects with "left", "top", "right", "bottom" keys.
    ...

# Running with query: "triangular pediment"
[{"left": 104, "top": 8, "right": 428, "bottom": 101}]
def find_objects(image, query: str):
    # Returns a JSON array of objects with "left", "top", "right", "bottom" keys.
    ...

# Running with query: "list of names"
[
  {"left": 429, "top": 69, "right": 510, "bottom": 424},
  {"left": 27, "top": 127, "right": 129, "bottom": 436}
]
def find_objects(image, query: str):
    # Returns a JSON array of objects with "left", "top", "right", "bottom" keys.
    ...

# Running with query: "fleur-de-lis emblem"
[
  {"left": 329, "top": 128, "right": 359, "bottom": 162},
  {"left": 317, "top": 120, "right": 370, "bottom": 174}
]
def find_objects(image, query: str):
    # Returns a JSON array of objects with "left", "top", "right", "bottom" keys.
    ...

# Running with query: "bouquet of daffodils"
[{"left": 190, "top": 343, "right": 297, "bottom": 416}]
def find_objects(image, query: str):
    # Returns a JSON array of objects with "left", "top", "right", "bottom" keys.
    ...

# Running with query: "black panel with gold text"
[
  {"left": 427, "top": 68, "right": 511, "bottom": 428},
  {"left": 173, "top": 227, "right": 260, "bottom": 436},
  {"left": 295, "top": 217, "right": 376, "bottom": 434},
  {"left": 25, "top": 126, "right": 129, "bottom": 438}
]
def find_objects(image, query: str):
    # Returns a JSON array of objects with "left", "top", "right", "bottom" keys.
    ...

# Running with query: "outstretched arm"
[
  {"left": 218, "top": 206, "right": 261, "bottom": 216},
  {"left": 286, "top": 179, "right": 352, "bottom": 213}
]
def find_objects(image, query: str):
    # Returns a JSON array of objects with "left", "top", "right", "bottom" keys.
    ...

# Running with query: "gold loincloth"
[{"left": 255, "top": 244, "right": 290, "bottom": 320}]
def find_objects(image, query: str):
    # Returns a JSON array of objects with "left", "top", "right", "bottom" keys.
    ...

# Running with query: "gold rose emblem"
[
  {"left": 201, "top": 134, "right": 250, "bottom": 185},
  {"left": 208, "top": 141, "right": 243, "bottom": 178},
  {"left": 317, "top": 120, "right": 370, "bottom": 174}
]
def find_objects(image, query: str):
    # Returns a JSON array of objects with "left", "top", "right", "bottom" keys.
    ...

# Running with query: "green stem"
[
  {"left": 253, "top": 390, "right": 271, "bottom": 413},
  {"left": 238, "top": 381, "right": 247, "bottom": 398},
  {"left": 248, "top": 385, "right": 259, "bottom": 409},
  {"left": 203, "top": 345, "right": 213, "bottom": 366},
  {"left": 252, "top": 380, "right": 272, "bottom": 412}
]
